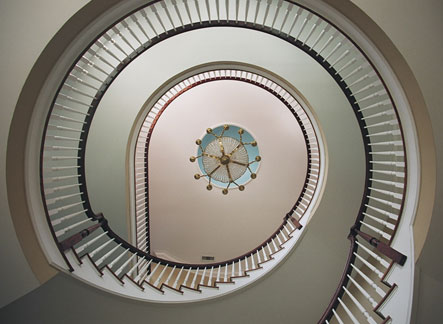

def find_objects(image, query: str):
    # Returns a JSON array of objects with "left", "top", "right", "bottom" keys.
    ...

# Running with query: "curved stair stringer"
[
  {"left": 62, "top": 217, "right": 307, "bottom": 303},
  {"left": 370, "top": 216, "right": 416, "bottom": 322}
]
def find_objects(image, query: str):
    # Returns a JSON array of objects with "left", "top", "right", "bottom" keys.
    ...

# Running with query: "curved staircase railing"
[
  {"left": 133, "top": 69, "right": 319, "bottom": 256},
  {"left": 39, "top": 0, "right": 409, "bottom": 317}
]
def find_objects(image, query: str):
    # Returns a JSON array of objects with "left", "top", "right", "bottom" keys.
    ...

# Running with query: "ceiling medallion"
[{"left": 190, "top": 125, "right": 261, "bottom": 194}]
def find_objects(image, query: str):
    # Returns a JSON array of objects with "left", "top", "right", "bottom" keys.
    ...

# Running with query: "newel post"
[{"left": 350, "top": 226, "right": 407, "bottom": 266}]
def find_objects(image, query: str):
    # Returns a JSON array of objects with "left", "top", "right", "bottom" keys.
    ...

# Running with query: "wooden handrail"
[
  {"left": 318, "top": 236, "right": 357, "bottom": 324},
  {"left": 59, "top": 215, "right": 104, "bottom": 251},
  {"left": 351, "top": 227, "right": 407, "bottom": 265},
  {"left": 98, "top": 212, "right": 298, "bottom": 270},
  {"left": 132, "top": 70, "right": 318, "bottom": 271}
]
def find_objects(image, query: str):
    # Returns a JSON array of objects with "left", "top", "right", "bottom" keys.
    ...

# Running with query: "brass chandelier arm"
[
  {"left": 203, "top": 152, "right": 220, "bottom": 160},
  {"left": 218, "top": 138, "right": 226, "bottom": 155},
  {"left": 228, "top": 143, "right": 242, "bottom": 156},
  {"left": 226, "top": 164, "right": 234, "bottom": 182},
  {"left": 231, "top": 160, "right": 248, "bottom": 167},
  {"left": 208, "top": 165, "right": 221, "bottom": 177}
]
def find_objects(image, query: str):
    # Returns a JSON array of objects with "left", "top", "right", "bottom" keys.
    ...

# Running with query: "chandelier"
[{"left": 190, "top": 125, "right": 261, "bottom": 194}]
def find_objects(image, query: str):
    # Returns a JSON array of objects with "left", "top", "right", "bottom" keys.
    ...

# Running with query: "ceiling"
[{"left": 148, "top": 78, "right": 308, "bottom": 263}]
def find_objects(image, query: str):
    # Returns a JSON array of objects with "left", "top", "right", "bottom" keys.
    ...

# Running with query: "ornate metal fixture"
[{"left": 190, "top": 125, "right": 261, "bottom": 194}]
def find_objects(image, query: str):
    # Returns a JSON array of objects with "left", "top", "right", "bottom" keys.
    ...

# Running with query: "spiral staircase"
[{"left": 3, "top": 0, "right": 438, "bottom": 323}]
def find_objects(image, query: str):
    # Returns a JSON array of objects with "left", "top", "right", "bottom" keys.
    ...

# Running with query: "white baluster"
[
  {"left": 368, "top": 187, "right": 403, "bottom": 200},
  {"left": 365, "top": 204, "right": 399, "bottom": 220},
  {"left": 271, "top": 0, "right": 283, "bottom": 29},
  {"left": 279, "top": 2, "right": 292, "bottom": 34},
  {"left": 295, "top": 14, "right": 310, "bottom": 40},
  {"left": 138, "top": 261, "right": 153, "bottom": 284},
  {"left": 283, "top": 224, "right": 291, "bottom": 236},
  {"left": 173, "top": 267, "right": 184, "bottom": 289},
  {"left": 216, "top": 265, "right": 221, "bottom": 282},
  {"left": 355, "top": 90, "right": 387, "bottom": 104},
  {"left": 88, "top": 238, "right": 115, "bottom": 258},
  {"left": 96, "top": 243, "right": 122, "bottom": 266},
  {"left": 238, "top": 259, "right": 242, "bottom": 276},
  {"left": 287, "top": 219, "right": 295, "bottom": 231},
  {"left": 332, "top": 308, "right": 345, "bottom": 324},
  {"left": 51, "top": 210, "right": 87, "bottom": 226},
  {"left": 128, "top": 256, "right": 146, "bottom": 278},
  {"left": 331, "top": 49, "right": 350, "bottom": 68},
  {"left": 251, "top": 253, "right": 256, "bottom": 269},
  {"left": 129, "top": 15, "right": 150, "bottom": 43},
  {"left": 135, "top": 259, "right": 152, "bottom": 282},
  {"left": 316, "top": 33, "right": 335, "bottom": 56},
  {"left": 165, "top": 265, "right": 177, "bottom": 286},
  {"left": 68, "top": 74, "right": 100, "bottom": 91},
  {"left": 108, "top": 248, "right": 130, "bottom": 269},
  {"left": 267, "top": 242, "right": 273, "bottom": 256},
  {"left": 288, "top": 7, "right": 302, "bottom": 35},
  {"left": 208, "top": 267, "right": 214, "bottom": 286},
  {"left": 146, "top": 262, "right": 161, "bottom": 281},
  {"left": 356, "top": 241, "right": 390, "bottom": 268},
  {"left": 350, "top": 264, "right": 385, "bottom": 297},
  {"left": 337, "top": 297, "right": 359, "bottom": 324},
  {"left": 183, "top": 268, "right": 192, "bottom": 287},
  {"left": 191, "top": 268, "right": 200, "bottom": 288},
  {"left": 360, "top": 220, "right": 392, "bottom": 241},
  {"left": 154, "top": 263, "right": 169, "bottom": 286},
  {"left": 323, "top": 42, "right": 342, "bottom": 62},
  {"left": 363, "top": 213, "right": 395, "bottom": 231},
  {"left": 276, "top": 233, "right": 283, "bottom": 246},
  {"left": 253, "top": 0, "right": 260, "bottom": 25},
  {"left": 115, "top": 253, "right": 137, "bottom": 276},
  {"left": 335, "top": 57, "right": 357, "bottom": 76},
  {"left": 343, "top": 287, "right": 377, "bottom": 324},
  {"left": 48, "top": 201, "right": 84, "bottom": 217},
  {"left": 272, "top": 238, "right": 278, "bottom": 251},
  {"left": 347, "top": 275, "right": 377, "bottom": 308},
  {"left": 205, "top": 0, "right": 211, "bottom": 23},
  {"left": 354, "top": 252, "right": 384, "bottom": 278}
]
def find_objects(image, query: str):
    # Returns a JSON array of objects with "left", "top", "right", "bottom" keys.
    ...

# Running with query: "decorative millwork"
[{"left": 190, "top": 125, "right": 260, "bottom": 194}]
